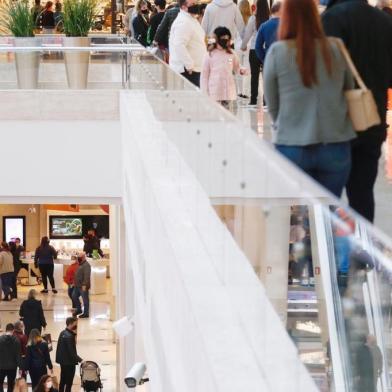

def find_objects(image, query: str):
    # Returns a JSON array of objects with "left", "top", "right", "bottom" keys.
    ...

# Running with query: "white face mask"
[{"left": 46, "top": 381, "right": 53, "bottom": 389}]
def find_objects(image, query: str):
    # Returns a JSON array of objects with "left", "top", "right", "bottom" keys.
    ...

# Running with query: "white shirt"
[{"left": 169, "top": 10, "right": 207, "bottom": 74}]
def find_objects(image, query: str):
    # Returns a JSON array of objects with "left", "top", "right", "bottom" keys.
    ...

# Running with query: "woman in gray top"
[{"left": 263, "top": 0, "right": 356, "bottom": 197}]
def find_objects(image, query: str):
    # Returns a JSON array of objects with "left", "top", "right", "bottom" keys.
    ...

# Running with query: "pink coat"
[{"left": 201, "top": 49, "right": 240, "bottom": 102}]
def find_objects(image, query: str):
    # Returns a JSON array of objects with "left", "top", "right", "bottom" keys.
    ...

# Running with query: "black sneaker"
[
  {"left": 78, "top": 314, "right": 89, "bottom": 319},
  {"left": 40, "top": 289, "right": 49, "bottom": 294},
  {"left": 52, "top": 289, "right": 58, "bottom": 294},
  {"left": 72, "top": 310, "right": 83, "bottom": 317}
]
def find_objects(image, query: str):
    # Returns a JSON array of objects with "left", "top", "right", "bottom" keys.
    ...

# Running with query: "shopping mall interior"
[{"left": 0, "top": 0, "right": 391, "bottom": 390}]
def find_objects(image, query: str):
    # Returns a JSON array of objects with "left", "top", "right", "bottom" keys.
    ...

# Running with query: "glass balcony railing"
[
  {"left": 3, "top": 40, "right": 392, "bottom": 391},
  {"left": 123, "top": 47, "right": 392, "bottom": 391}
]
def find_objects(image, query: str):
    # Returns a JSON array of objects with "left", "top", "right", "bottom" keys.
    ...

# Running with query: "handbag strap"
[{"left": 333, "top": 38, "right": 367, "bottom": 90}]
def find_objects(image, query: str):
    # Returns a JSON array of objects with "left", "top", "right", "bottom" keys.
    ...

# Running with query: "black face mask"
[
  {"left": 141, "top": 9, "right": 149, "bottom": 14},
  {"left": 187, "top": 4, "right": 199, "bottom": 14},
  {"left": 218, "top": 38, "right": 229, "bottom": 49}
]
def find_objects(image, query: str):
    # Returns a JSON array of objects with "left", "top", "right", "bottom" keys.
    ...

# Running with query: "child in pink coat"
[{"left": 201, "top": 27, "right": 246, "bottom": 109}]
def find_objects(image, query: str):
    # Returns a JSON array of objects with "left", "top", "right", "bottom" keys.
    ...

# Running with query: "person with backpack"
[
  {"left": 34, "top": 237, "right": 58, "bottom": 294},
  {"left": 24, "top": 329, "right": 53, "bottom": 390},
  {"left": 0, "top": 323, "right": 21, "bottom": 392},
  {"left": 55, "top": 317, "right": 82, "bottom": 392}
]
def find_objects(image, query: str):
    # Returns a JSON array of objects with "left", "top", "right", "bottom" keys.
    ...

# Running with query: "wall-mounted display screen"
[
  {"left": 49, "top": 215, "right": 109, "bottom": 239},
  {"left": 3, "top": 216, "right": 26, "bottom": 246},
  {"left": 51, "top": 217, "right": 83, "bottom": 238}
]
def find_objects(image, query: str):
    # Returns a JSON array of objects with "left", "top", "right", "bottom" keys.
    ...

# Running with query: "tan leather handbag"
[{"left": 335, "top": 38, "right": 381, "bottom": 132}]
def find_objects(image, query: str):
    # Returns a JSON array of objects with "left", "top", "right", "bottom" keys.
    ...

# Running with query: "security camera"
[{"left": 124, "top": 363, "right": 149, "bottom": 388}]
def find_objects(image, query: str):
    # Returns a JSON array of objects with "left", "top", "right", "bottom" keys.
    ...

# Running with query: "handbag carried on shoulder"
[{"left": 334, "top": 38, "right": 381, "bottom": 132}]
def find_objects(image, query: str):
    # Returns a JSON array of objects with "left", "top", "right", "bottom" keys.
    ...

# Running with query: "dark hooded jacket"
[{"left": 322, "top": 0, "right": 392, "bottom": 135}]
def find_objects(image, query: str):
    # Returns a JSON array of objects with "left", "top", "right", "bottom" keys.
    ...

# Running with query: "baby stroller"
[{"left": 80, "top": 361, "right": 103, "bottom": 392}]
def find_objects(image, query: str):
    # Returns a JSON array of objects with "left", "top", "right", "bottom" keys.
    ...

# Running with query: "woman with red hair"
[{"left": 263, "top": 0, "right": 356, "bottom": 197}]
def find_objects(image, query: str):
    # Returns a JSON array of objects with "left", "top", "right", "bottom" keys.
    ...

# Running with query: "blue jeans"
[
  {"left": 275, "top": 142, "right": 351, "bottom": 197},
  {"left": 72, "top": 286, "right": 89, "bottom": 315},
  {"left": 1, "top": 272, "right": 14, "bottom": 298}
]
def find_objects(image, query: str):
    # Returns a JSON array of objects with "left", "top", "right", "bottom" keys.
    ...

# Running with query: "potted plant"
[
  {"left": 63, "top": 0, "right": 97, "bottom": 89},
  {"left": 0, "top": 0, "right": 39, "bottom": 89}
]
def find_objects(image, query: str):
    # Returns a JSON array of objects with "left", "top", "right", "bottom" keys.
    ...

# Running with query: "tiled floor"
[
  {"left": 236, "top": 96, "right": 392, "bottom": 238},
  {"left": 0, "top": 281, "right": 116, "bottom": 392}
]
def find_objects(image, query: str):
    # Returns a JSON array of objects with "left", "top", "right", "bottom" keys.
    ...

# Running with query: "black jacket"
[
  {"left": 83, "top": 235, "right": 103, "bottom": 257},
  {"left": 0, "top": 334, "right": 21, "bottom": 370},
  {"left": 41, "top": 10, "right": 55, "bottom": 28},
  {"left": 55, "top": 329, "right": 82, "bottom": 366},
  {"left": 24, "top": 341, "right": 52, "bottom": 370},
  {"left": 154, "top": 6, "right": 180, "bottom": 48},
  {"left": 20, "top": 299, "right": 47, "bottom": 334},
  {"left": 149, "top": 11, "right": 165, "bottom": 45},
  {"left": 133, "top": 14, "right": 150, "bottom": 47},
  {"left": 322, "top": 0, "right": 392, "bottom": 132},
  {"left": 35, "top": 245, "right": 57, "bottom": 265}
]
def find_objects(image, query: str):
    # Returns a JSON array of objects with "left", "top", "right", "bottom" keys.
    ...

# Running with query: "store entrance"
[{"left": 0, "top": 203, "right": 117, "bottom": 392}]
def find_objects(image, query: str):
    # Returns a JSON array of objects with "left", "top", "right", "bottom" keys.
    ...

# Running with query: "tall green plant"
[
  {"left": 0, "top": 0, "right": 35, "bottom": 37},
  {"left": 63, "top": 0, "right": 97, "bottom": 37}
]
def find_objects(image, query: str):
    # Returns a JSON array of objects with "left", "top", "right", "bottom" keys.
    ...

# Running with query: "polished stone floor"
[
  {"left": 236, "top": 95, "right": 392, "bottom": 238},
  {"left": 0, "top": 281, "right": 116, "bottom": 391}
]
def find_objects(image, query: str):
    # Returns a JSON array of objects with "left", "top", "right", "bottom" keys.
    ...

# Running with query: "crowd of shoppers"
[
  {"left": 0, "top": 315, "right": 82, "bottom": 392},
  {"left": 141, "top": 0, "right": 392, "bottom": 221},
  {"left": 31, "top": 0, "right": 64, "bottom": 32},
  {"left": 0, "top": 249, "right": 87, "bottom": 392}
]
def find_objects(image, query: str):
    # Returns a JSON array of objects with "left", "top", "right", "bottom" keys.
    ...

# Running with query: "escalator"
[{"left": 308, "top": 204, "right": 392, "bottom": 392}]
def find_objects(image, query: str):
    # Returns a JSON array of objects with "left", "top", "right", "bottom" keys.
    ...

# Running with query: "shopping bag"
[{"left": 42, "top": 333, "right": 53, "bottom": 352}]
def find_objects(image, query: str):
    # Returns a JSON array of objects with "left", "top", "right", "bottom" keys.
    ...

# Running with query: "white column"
[{"left": 233, "top": 204, "right": 291, "bottom": 325}]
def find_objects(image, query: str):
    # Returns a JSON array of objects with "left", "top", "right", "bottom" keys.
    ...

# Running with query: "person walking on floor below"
[
  {"left": 322, "top": 0, "right": 392, "bottom": 221},
  {"left": 55, "top": 317, "right": 82, "bottom": 392},
  {"left": 24, "top": 329, "right": 53, "bottom": 390},
  {"left": 64, "top": 256, "right": 79, "bottom": 311},
  {"left": 0, "top": 242, "right": 15, "bottom": 302},
  {"left": 263, "top": 0, "right": 356, "bottom": 197},
  {"left": 13, "top": 321, "right": 28, "bottom": 380},
  {"left": 19, "top": 289, "right": 47, "bottom": 337},
  {"left": 240, "top": 0, "right": 270, "bottom": 107},
  {"left": 0, "top": 323, "right": 21, "bottom": 392},
  {"left": 35, "top": 237, "right": 58, "bottom": 294},
  {"left": 72, "top": 252, "right": 91, "bottom": 319}
]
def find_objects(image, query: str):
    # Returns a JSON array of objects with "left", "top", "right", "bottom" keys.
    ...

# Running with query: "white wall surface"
[{"left": 0, "top": 120, "right": 121, "bottom": 200}]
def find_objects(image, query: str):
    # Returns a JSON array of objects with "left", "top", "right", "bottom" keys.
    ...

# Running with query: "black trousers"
[
  {"left": 11, "top": 265, "right": 20, "bottom": 299},
  {"left": 181, "top": 70, "right": 200, "bottom": 87},
  {"left": 346, "top": 127, "right": 386, "bottom": 222},
  {"left": 249, "top": 49, "right": 262, "bottom": 104},
  {"left": 0, "top": 368, "right": 17, "bottom": 392},
  {"left": 60, "top": 365, "right": 76, "bottom": 392},
  {"left": 39, "top": 264, "right": 55, "bottom": 290}
]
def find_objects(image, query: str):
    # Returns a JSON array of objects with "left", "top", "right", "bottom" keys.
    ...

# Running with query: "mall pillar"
[{"left": 232, "top": 204, "right": 291, "bottom": 325}]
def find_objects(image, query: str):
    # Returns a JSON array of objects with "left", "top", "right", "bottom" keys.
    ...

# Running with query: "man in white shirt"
[{"left": 169, "top": 0, "right": 207, "bottom": 86}]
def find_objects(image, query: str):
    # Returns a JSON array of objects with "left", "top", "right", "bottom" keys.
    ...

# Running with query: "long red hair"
[{"left": 278, "top": 0, "right": 332, "bottom": 87}]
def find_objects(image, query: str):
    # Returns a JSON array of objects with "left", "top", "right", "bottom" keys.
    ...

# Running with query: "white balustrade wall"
[{"left": 119, "top": 91, "right": 317, "bottom": 392}]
